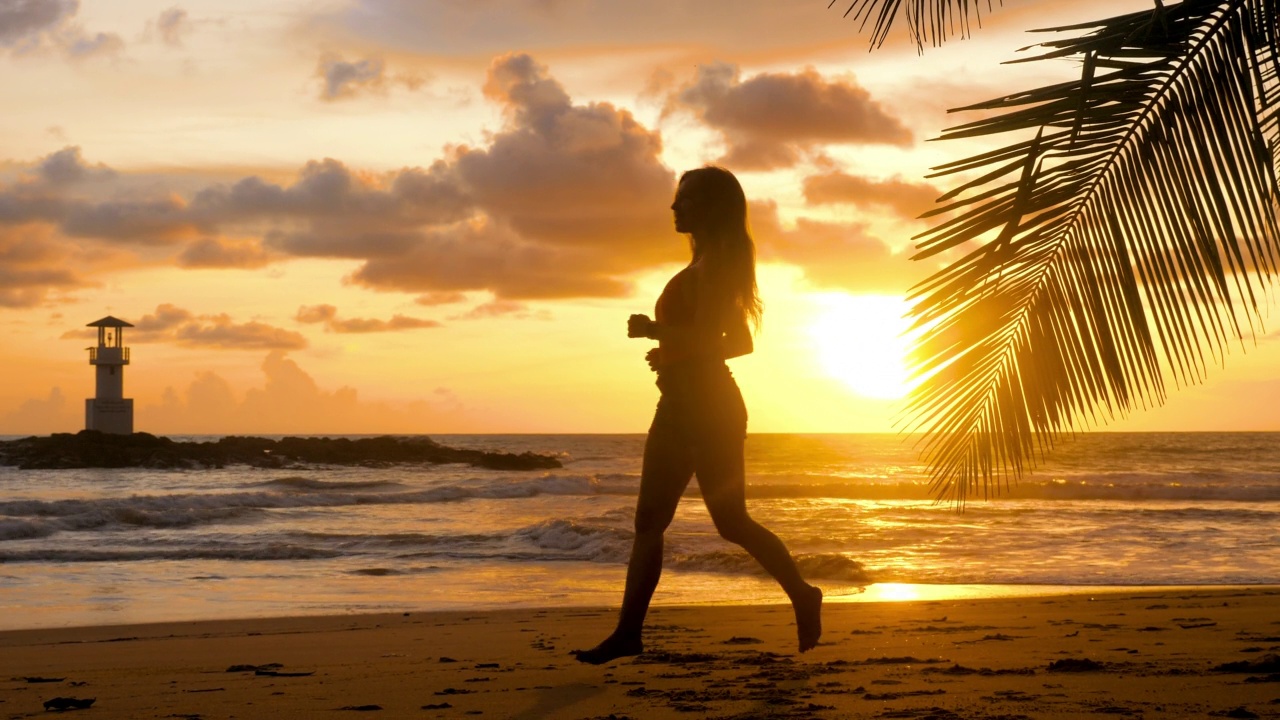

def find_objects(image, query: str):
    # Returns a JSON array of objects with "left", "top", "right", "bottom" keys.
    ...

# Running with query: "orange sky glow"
[{"left": 3, "top": 0, "right": 1277, "bottom": 435}]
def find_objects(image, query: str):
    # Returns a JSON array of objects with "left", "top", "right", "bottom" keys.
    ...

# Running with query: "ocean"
[{"left": 1, "top": 432, "right": 1278, "bottom": 630}]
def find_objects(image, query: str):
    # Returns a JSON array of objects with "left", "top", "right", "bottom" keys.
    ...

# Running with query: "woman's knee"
[
  {"left": 711, "top": 511, "right": 757, "bottom": 545},
  {"left": 633, "top": 505, "right": 675, "bottom": 536}
]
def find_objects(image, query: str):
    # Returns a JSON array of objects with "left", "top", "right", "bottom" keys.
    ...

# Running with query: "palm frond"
[
  {"left": 906, "top": 0, "right": 1280, "bottom": 503},
  {"left": 829, "top": 0, "right": 1004, "bottom": 51}
]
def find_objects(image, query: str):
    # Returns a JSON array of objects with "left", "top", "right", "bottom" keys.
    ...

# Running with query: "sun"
[{"left": 808, "top": 293, "right": 915, "bottom": 400}]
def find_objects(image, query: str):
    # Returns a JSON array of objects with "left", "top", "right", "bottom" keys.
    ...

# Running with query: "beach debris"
[
  {"left": 864, "top": 689, "right": 947, "bottom": 700},
  {"left": 1178, "top": 621, "right": 1218, "bottom": 629},
  {"left": 1213, "top": 654, "right": 1280, "bottom": 673},
  {"left": 255, "top": 669, "right": 314, "bottom": 677},
  {"left": 1047, "top": 658, "right": 1105, "bottom": 672},
  {"left": 338, "top": 705, "right": 382, "bottom": 711},
  {"left": 922, "top": 663, "right": 1036, "bottom": 676},
  {"left": 956, "top": 633, "right": 1023, "bottom": 644},
  {"left": 720, "top": 636, "right": 762, "bottom": 645},
  {"left": 1221, "top": 708, "right": 1260, "bottom": 719},
  {"left": 874, "top": 709, "right": 962, "bottom": 720},
  {"left": 474, "top": 662, "right": 499, "bottom": 668},
  {"left": 434, "top": 688, "right": 472, "bottom": 696},
  {"left": 41, "top": 696, "right": 95, "bottom": 711},
  {"left": 225, "top": 663, "right": 281, "bottom": 673},
  {"left": 632, "top": 651, "right": 718, "bottom": 664},
  {"left": 624, "top": 687, "right": 661, "bottom": 698},
  {"left": 421, "top": 703, "right": 453, "bottom": 710},
  {"left": 23, "top": 677, "right": 66, "bottom": 683},
  {"left": 438, "top": 657, "right": 458, "bottom": 663},
  {"left": 850, "top": 656, "right": 949, "bottom": 666}
]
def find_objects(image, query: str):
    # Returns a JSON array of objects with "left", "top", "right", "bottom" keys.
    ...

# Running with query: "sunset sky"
[{"left": 2, "top": 0, "right": 1278, "bottom": 435}]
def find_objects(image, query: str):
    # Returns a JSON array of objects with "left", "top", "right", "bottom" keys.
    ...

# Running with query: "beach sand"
[{"left": 2, "top": 587, "right": 1278, "bottom": 719}]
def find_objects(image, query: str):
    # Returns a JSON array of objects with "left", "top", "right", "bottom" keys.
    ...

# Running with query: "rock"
[
  {"left": 42, "top": 696, "right": 95, "bottom": 710},
  {"left": 1214, "top": 654, "right": 1280, "bottom": 673},
  {"left": 0, "top": 431, "right": 561, "bottom": 471},
  {"left": 1047, "top": 658, "right": 1106, "bottom": 672}
]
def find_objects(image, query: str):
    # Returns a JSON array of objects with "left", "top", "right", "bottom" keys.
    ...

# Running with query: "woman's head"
[
  {"left": 671, "top": 166, "right": 748, "bottom": 239},
  {"left": 672, "top": 166, "right": 762, "bottom": 330}
]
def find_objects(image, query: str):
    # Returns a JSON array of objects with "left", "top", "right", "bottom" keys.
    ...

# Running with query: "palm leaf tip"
[{"left": 830, "top": 0, "right": 1005, "bottom": 51}]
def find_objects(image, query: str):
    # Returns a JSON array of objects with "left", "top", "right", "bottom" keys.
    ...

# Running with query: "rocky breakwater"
[{"left": 0, "top": 431, "right": 562, "bottom": 471}]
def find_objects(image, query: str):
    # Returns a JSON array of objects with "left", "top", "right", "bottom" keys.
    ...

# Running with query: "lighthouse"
[{"left": 85, "top": 316, "right": 134, "bottom": 434}]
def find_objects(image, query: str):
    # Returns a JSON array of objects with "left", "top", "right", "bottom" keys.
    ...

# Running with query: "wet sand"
[{"left": 2, "top": 587, "right": 1278, "bottom": 719}]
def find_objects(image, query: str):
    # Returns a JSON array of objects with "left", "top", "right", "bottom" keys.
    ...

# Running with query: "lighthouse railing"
[{"left": 88, "top": 347, "right": 130, "bottom": 364}]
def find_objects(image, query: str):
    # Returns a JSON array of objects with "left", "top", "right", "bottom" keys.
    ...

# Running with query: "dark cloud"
[
  {"left": 177, "top": 237, "right": 270, "bottom": 269},
  {"left": 0, "top": 0, "right": 75, "bottom": 50},
  {"left": 669, "top": 62, "right": 913, "bottom": 170},
  {"left": 0, "top": 0, "right": 124, "bottom": 59},
  {"left": 452, "top": 53, "right": 673, "bottom": 257},
  {"left": 133, "top": 302, "right": 191, "bottom": 333},
  {"left": 413, "top": 290, "right": 467, "bottom": 306},
  {"left": 317, "top": 53, "right": 385, "bottom": 100},
  {"left": 750, "top": 201, "right": 921, "bottom": 294},
  {"left": 294, "top": 304, "right": 337, "bottom": 324},
  {"left": 348, "top": 219, "right": 631, "bottom": 299},
  {"left": 0, "top": 265, "right": 83, "bottom": 307},
  {"left": 315, "top": 52, "right": 427, "bottom": 101},
  {"left": 294, "top": 303, "right": 441, "bottom": 333},
  {"left": 35, "top": 146, "right": 116, "bottom": 185},
  {"left": 190, "top": 159, "right": 472, "bottom": 244},
  {"left": 330, "top": 53, "right": 676, "bottom": 299},
  {"left": 266, "top": 228, "right": 420, "bottom": 259},
  {"left": 173, "top": 316, "right": 307, "bottom": 350},
  {"left": 155, "top": 7, "right": 189, "bottom": 46},
  {"left": 0, "top": 226, "right": 93, "bottom": 307},
  {"left": 60, "top": 194, "right": 197, "bottom": 243},
  {"left": 802, "top": 170, "right": 941, "bottom": 220}
]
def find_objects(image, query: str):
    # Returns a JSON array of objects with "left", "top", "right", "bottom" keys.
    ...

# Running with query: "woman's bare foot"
[
  {"left": 571, "top": 633, "right": 644, "bottom": 665},
  {"left": 795, "top": 585, "right": 823, "bottom": 653}
]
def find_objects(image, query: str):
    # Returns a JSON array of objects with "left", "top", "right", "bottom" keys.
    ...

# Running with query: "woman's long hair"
[{"left": 680, "top": 166, "right": 763, "bottom": 332}]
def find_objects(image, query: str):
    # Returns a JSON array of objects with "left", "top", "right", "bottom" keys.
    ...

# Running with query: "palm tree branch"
[{"left": 907, "top": 0, "right": 1280, "bottom": 502}]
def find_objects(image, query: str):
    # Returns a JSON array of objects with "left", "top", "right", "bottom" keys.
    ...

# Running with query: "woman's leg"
[
  {"left": 573, "top": 408, "right": 694, "bottom": 664},
  {"left": 695, "top": 429, "right": 823, "bottom": 652}
]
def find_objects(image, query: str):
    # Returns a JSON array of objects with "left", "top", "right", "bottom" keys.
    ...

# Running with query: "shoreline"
[
  {"left": 6, "top": 582, "right": 1276, "bottom": 634},
  {"left": 4, "top": 586, "right": 1278, "bottom": 718}
]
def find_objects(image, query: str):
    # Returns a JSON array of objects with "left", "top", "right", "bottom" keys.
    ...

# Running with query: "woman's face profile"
[{"left": 670, "top": 177, "right": 704, "bottom": 235}]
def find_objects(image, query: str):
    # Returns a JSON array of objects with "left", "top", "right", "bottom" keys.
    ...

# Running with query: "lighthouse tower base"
[{"left": 86, "top": 398, "right": 134, "bottom": 434}]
